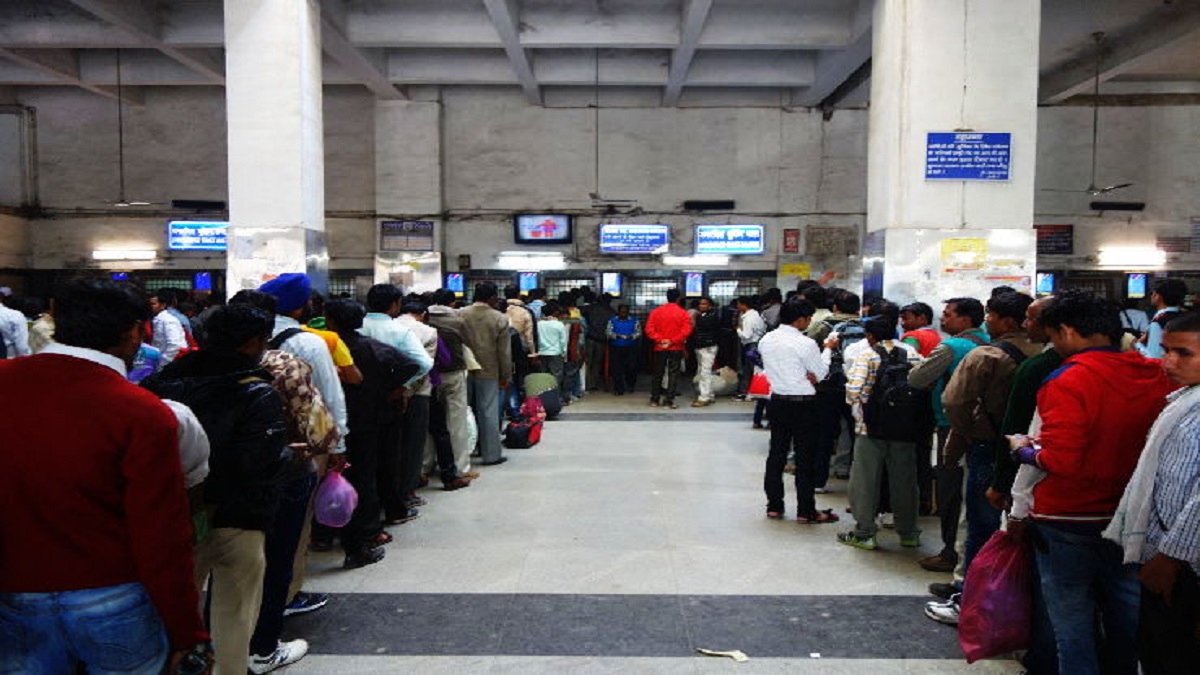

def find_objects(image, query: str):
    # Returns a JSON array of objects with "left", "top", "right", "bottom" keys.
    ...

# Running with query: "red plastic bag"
[
  {"left": 959, "top": 530, "right": 1032, "bottom": 663},
  {"left": 314, "top": 468, "right": 358, "bottom": 528},
  {"left": 747, "top": 369, "right": 771, "bottom": 399}
]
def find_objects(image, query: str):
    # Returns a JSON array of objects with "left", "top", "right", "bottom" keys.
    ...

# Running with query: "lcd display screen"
[
  {"left": 685, "top": 272, "right": 704, "bottom": 296},
  {"left": 519, "top": 272, "right": 539, "bottom": 292},
  {"left": 446, "top": 273, "right": 465, "bottom": 295},
  {"left": 1127, "top": 273, "right": 1147, "bottom": 299},
  {"left": 1035, "top": 272, "right": 1055, "bottom": 295},
  {"left": 601, "top": 272, "right": 623, "bottom": 296},
  {"left": 514, "top": 214, "right": 572, "bottom": 244},
  {"left": 193, "top": 272, "right": 212, "bottom": 292}
]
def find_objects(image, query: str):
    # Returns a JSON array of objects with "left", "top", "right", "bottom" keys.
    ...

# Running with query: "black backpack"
[
  {"left": 863, "top": 344, "right": 930, "bottom": 442},
  {"left": 819, "top": 318, "right": 865, "bottom": 389}
]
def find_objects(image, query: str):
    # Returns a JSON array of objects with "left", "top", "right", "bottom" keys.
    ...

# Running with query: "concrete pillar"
[
  {"left": 223, "top": 0, "right": 327, "bottom": 293},
  {"left": 374, "top": 99, "right": 443, "bottom": 290},
  {"left": 866, "top": 0, "right": 1040, "bottom": 303}
]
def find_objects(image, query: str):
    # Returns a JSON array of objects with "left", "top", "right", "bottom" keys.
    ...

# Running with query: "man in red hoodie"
[
  {"left": 1011, "top": 289, "right": 1175, "bottom": 675},
  {"left": 645, "top": 288, "right": 693, "bottom": 409}
]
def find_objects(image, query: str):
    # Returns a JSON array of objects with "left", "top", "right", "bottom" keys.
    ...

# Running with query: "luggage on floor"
[
  {"left": 502, "top": 415, "right": 543, "bottom": 449},
  {"left": 524, "top": 372, "right": 558, "bottom": 397},
  {"left": 520, "top": 395, "right": 547, "bottom": 422},
  {"left": 708, "top": 366, "right": 738, "bottom": 396},
  {"left": 538, "top": 388, "right": 563, "bottom": 420}
]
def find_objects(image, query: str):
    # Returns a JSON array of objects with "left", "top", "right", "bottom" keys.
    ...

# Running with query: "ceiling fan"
[
  {"left": 103, "top": 49, "right": 162, "bottom": 207},
  {"left": 1042, "top": 32, "right": 1134, "bottom": 197}
]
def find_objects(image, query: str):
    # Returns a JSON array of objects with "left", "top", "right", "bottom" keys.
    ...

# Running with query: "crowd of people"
[{"left": 0, "top": 274, "right": 1196, "bottom": 675}]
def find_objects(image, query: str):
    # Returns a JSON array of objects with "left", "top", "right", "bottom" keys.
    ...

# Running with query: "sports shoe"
[
  {"left": 837, "top": 531, "right": 878, "bottom": 550},
  {"left": 877, "top": 513, "right": 895, "bottom": 529},
  {"left": 282, "top": 592, "right": 328, "bottom": 617},
  {"left": 924, "top": 594, "right": 960, "bottom": 626},
  {"left": 248, "top": 639, "right": 309, "bottom": 674},
  {"left": 899, "top": 534, "right": 921, "bottom": 548}
]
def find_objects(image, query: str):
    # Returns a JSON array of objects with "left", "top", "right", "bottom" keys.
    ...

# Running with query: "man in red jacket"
[
  {"left": 0, "top": 279, "right": 210, "bottom": 673},
  {"left": 645, "top": 288, "right": 693, "bottom": 409},
  {"left": 1011, "top": 289, "right": 1175, "bottom": 675}
]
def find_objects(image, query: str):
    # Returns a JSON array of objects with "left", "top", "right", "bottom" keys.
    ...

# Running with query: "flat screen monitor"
[
  {"left": 1035, "top": 272, "right": 1055, "bottom": 295},
  {"left": 514, "top": 214, "right": 572, "bottom": 244},
  {"left": 598, "top": 224, "right": 670, "bottom": 254},
  {"left": 1127, "top": 273, "right": 1147, "bottom": 299},
  {"left": 684, "top": 272, "right": 704, "bottom": 297},
  {"left": 695, "top": 224, "right": 765, "bottom": 254},
  {"left": 167, "top": 220, "right": 228, "bottom": 251},
  {"left": 519, "top": 272, "right": 539, "bottom": 292},
  {"left": 193, "top": 272, "right": 212, "bottom": 292},
  {"left": 446, "top": 273, "right": 465, "bottom": 295},
  {"left": 110, "top": 272, "right": 129, "bottom": 281},
  {"left": 601, "top": 272, "right": 623, "bottom": 296}
]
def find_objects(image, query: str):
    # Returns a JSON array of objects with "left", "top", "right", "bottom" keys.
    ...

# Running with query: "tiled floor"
[{"left": 288, "top": 383, "right": 1021, "bottom": 673}]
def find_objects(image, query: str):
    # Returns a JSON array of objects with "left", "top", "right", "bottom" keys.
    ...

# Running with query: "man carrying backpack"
[
  {"left": 812, "top": 289, "right": 865, "bottom": 484},
  {"left": 839, "top": 316, "right": 924, "bottom": 550}
]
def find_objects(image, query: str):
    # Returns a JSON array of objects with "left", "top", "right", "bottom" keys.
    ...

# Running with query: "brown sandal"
[{"left": 795, "top": 509, "right": 840, "bottom": 524}]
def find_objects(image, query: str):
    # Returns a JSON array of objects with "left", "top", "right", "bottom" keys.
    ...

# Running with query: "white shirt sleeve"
[
  {"left": 153, "top": 313, "right": 187, "bottom": 364},
  {"left": 162, "top": 399, "right": 210, "bottom": 489}
]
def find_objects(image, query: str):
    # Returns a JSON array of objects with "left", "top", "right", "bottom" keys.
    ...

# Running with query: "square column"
[
  {"left": 224, "top": 0, "right": 328, "bottom": 293},
  {"left": 866, "top": 0, "right": 1040, "bottom": 301}
]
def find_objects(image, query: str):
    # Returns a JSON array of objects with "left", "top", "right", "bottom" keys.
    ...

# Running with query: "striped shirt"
[
  {"left": 845, "top": 340, "right": 921, "bottom": 436},
  {"left": 1143, "top": 387, "right": 1200, "bottom": 573}
]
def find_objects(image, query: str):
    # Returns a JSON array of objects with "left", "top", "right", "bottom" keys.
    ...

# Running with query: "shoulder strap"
[
  {"left": 992, "top": 339, "right": 1028, "bottom": 365},
  {"left": 960, "top": 331, "right": 988, "bottom": 347},
  {"left": 268, "top": 327, "right": 304, "bottom": 350}
]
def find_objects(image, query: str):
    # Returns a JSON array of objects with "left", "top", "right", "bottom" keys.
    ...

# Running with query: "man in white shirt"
[
  {"left": 758, "top": 298, "right": 832, "bottom": 523},
  {"left": 0, "top": 290, "right": 30, "bottom": 358},
  {"left": 149, "top": 290, "right": 187, "bottom": 366},
  {"left": 735, "top": 296, "right": 767, "bottom": 399}
]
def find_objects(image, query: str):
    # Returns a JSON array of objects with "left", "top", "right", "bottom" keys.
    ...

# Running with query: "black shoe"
[
  {"left": 928, "top": 582, "right": 959, "bottom": 600},
  {"left": 405, "top": 495, "right": 427, "bottom": 508},
  {"left": 343, "top": 547, "right": 385, "bottom": 569},
  {"left": 384, "top": 507, "right": 420, "bottom": 525},
  {"left": 481, "top": 457, "right": 508, "bottom": 466}
]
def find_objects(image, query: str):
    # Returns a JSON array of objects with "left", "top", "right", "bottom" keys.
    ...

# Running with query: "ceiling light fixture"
[
  {"left": 92, "top": 249, "right": 157, "bottom": 260},
  {"left": 662, "top": 254, "right": 729, "bottom": 266},
  {"left": 1096, "top": 246, "right": 1166, "bottom": 267}
]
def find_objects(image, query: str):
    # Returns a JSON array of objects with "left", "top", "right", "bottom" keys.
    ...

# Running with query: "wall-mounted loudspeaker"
[
  {"left": 172, "top": 199, "right": 227, "bottom": 211},
  {"left": 683, "top": 200, "right": 736, "bottom": 211},
  {"left": 1089, "top": 201, "right": 1145, "bottom": 211}
]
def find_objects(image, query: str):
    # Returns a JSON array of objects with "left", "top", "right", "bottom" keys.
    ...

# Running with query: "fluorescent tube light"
[
  {"left": 92, "top": 249, "right": 157, "bottom": 260},
  {"left": 662, "top": 255, "right": 729, "bottom": 266},
  {"left": 1096, "top": 247, "right": 1166, "bottom": 267}
]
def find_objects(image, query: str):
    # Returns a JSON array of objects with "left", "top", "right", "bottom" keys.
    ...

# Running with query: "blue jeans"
[
  {"left": 964, "top": 439, "right": 1002, "bottom": 573},
  {"left": 1035, "top": 523, "right": 1140, "bottom": 675},
  {"left": 0, "top": 582, "right": 169, "bottom": 674}
]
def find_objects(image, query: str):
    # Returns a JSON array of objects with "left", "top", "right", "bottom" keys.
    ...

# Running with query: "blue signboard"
[
  {"left": 695, "top": 224, "right": 765, "bottom": 254},
  {"left": 925, "top": 132, "right": 1011, "bottom": 181},
  {"left": 598, "top": 224, "right": 671, "bottom": 254},
  {"left": 168, "top": 221, "right": 228, "bottom": 251}
]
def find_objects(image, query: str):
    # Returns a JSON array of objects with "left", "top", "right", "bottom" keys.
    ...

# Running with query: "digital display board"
[
  {"left": 519, "top": 272, "right": 539, "bottom": 292},
  {"left": 601, "top": 272, "right": 623, "bottom": 296},
  {"left": 1035, "top": 272, "right": 1055, "bottom": 295},
  {"left": 446, "top": 273, "right": 465, "bottom": 295},
  {"left": 1127, "top": 273, "right": 1147, "bottom": 299},
  {"left": 168, "top": 220, "right": 228, "bottom": 251},
  {"left": 598, "top": 224, "right": 670, "bottom": 254},
  {"left": 193, "top": 272, "right": 212, "bottom": 292},
  {"left": 685, "top": 272, "right": 704, "bottom": 296},
  {"left": 514, "top": 214, "right": 572, "bottom": 244},
  {"left": 695, "top": 224, "right": 765, "bottom": 254}
]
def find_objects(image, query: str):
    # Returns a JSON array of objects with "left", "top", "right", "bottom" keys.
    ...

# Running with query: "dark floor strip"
[
  {"left": 552, "top": 412, "right": 750, "bottom": 421},
  {"left": 288, "top": 593, "right": 962, "bottom": 659}
]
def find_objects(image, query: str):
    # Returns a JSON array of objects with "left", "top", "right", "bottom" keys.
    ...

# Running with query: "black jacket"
[
  {"left": 691, "top": 310, "right": 721, "bottom": 348},
  {"left": 340, "top": 332, "right": 422, "bottom": 433},
  {"left": 142, "top": 350, "right": 290, "bottom": 532}
]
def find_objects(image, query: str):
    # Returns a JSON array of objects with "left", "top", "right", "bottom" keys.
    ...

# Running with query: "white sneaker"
[
  {"left": 877, "top": 512, "right": 895, "bottom": 529},
  {"left": 923, "top": 594, "right": 960, "bottom": 626},
  {"left": 249, "top": 639, "right": 309, "bottom": 674}
]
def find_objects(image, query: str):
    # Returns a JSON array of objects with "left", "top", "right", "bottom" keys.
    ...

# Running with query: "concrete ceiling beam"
[
  {"left": 790, "top": 28, "right": 872, "bottom": 108},
  {"left": 1039, "top": 4, "right": 1200, "bottom": 104},
  {"left": 320, "top": 0, "right": 407, "bottom": 100},
  {"left": 663, "top": 0, "right": 713, "bottom": 106},
  {"left": 0, "top": 47, "right": 139, "bottom": 103},
  {"left": 482, "top": 0, "right": 541, "bottom": 105}
]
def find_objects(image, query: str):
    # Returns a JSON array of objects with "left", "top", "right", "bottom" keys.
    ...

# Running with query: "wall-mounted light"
[
  {"left": 1096, "top": 247, "right": 1166, "bottom": 267},
  {"left": 496, "top": 251, "right": 566, "bottom": 271},
  {"left": 92, "top": 249, "right": 157, "bottom": 260},
  {"left": 662, "top": 254, "right": 729, "bottom": 266}
]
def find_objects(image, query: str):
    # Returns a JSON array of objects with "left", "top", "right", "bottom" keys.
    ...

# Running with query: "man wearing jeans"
[
  {"left": 758, "top": 298, "right": 832, "bottom": 522},
  {"left": 461, "top": 282, "right": 513, "bottom": 466},
  {"left": 1012, "top": 290, "right": 1174, "bottom": 674},
  {"left": 0, "top": 279, "right": 209, "bottom": 673},
  {"left": 645, "top": 288, "right": 692, "bottom": 409}
]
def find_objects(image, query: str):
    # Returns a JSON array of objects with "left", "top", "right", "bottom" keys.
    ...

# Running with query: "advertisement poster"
[
  {"left": 782, "top": 228, "right": 801, "bottom": 254},
  {"left": 777, "top": 263, "right": 812, "bottom": 291},
  {"left": 940, "top": 238, "right": 989, "bottom": 272}
]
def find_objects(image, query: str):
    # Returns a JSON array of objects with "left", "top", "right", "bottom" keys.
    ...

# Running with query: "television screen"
[
  {"left": 168, "top": 220, "right": 228, "bottom": 251},
  {"left": 685, "top": 272, "right": 704, "bottom": 296},
  {"left": 601, "top": 272, "right": 623, "bottom": 296},
  {"left": 193, "top": 272, "right": 212, "bottom": 292},
  {"left": 519, "top": 272, "right": 539, "bottom": 292},
  {"left": 1035, "top": 272, "right": 1055, "bottom": 295},
  {"left": 514, "top": 214, "right": 572, "bottom": 244},
  {"left": 598, "top": 224, "right": 670, "bottom": 254},
  {"left": 695, "top": 224, "right": 765, "bottom": 254},
  {"left": 110, "top": 272, "right": 129, "bottom": 281},
  {"left": 1127, "top": 273, "right": 1147, "bottom": 299},
  {"left": 446, "top": 273, "right": 465, "bottom": 295}
]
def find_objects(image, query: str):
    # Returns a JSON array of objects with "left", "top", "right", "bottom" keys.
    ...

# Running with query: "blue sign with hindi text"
[{"left": 925, "top": 132, "right": 1011, "bottom": 181}]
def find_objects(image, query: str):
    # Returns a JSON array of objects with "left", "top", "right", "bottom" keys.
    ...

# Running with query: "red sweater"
[
  {"left": 645, "top": 303, "right": 693, "bottom": 352},
  {"left": 1031, "top": 348, "right": 1175, "bottom": 523},
  {"left": 0, "top": 354, "right": 207, "bottom": 649}
]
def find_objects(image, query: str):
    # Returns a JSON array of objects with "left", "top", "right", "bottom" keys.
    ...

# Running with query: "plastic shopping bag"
[
  {"left": 959, "top": 530, "right": 1033, "bottom": 663},
  {"left": 747, "top": 368, "right": 772, "bottom": 399},
  {"left": 314, "top": 468, "right": 358, "bottom": 528}
]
